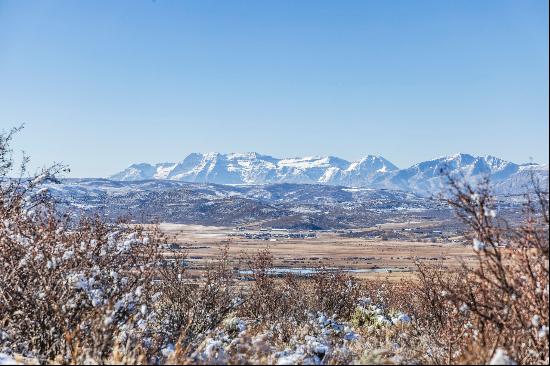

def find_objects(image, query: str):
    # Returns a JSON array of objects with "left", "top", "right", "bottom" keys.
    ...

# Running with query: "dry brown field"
[{"left": 154, "top": 223, "right": 477, "bottom": 281}]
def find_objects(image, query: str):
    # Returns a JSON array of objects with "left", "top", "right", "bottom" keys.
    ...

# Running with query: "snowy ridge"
[
  {"left": 110, "top": 153, "right": 398, "bottom": 186},
  {"left": 110, "top": 153, "right": 548, "bottom": 195}
]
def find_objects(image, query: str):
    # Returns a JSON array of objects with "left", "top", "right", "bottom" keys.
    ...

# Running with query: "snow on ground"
[{"left": 0, "top": 353, "right": 18, "bottom": 365}]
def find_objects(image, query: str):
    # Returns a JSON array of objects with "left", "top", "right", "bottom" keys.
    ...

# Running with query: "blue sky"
[{"left": 0, "top": 0, "right": 548, "bottom": 177}]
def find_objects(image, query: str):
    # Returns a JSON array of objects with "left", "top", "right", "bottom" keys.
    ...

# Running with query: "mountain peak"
[{"left": 108, "top": 153, "right": 546, "bottom": 195}]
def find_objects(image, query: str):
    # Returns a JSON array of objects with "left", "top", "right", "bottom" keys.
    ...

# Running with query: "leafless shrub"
[
  {"left": 310, "top": 269, "right": 362, "bottom": 320},
  {"left": 405, "top": 172, "right": 549, "bottom": 364},
  {"left": 0, "top": 127, "right": 163, "bottom": 363},
  {"left": 239, "top": 247, "right": 278, "bottom": 321},
  {"left": 153, "top": 245, "right": 238, "bottom": 353},
  {"left": 237, "top": 248, "right": 308, "bottom": 342},
  {"left": 238, "top": 247, "right": 363, "bottom": 344}
]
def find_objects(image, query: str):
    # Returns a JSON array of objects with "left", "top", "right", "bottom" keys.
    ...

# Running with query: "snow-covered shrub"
[
  {"left": 0, "top": 127, "right": 163, "bottom": 363},
  {"left": 350, "top": 304, "right": 389, "bottom": 329}
]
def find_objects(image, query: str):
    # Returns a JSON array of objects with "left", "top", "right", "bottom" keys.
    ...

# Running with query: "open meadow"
[{"left": 156, "top": 223, "right": 476, "bottom": 281}]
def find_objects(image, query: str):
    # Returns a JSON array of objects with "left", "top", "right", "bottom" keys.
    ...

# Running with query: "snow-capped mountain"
[
  {"left": 492, "top": 163, "right": 549, "bottom": 196},
  {"left": 110, "top": 153, "right": 398, "bottom": 186},
  {"left": 110, "top": 162, "right": 177, "bottom": 181},
  {"left": 110, "top": 153, "right": 548, "bottom": 195},
  {"left": 370, "top": 154, "right": 538, "bottom": 193}
]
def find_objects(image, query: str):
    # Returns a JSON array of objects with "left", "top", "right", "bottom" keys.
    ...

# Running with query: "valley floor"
[{"left": 155, "top": 223, "right": 476, "bottom": 281}]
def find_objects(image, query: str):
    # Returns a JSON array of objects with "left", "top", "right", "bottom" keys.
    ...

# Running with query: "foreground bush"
[
  {"left": 401, "top": 174, "right": 549, "bottom": 364},
  {"left": 0, "top": 127, "right": 164, "bottom": 363}
]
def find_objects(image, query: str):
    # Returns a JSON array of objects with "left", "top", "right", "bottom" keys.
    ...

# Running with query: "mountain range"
[{"left": 110, "top": 153, "right": 548, "bottom": 196}]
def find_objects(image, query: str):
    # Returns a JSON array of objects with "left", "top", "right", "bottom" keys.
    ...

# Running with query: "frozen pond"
[{"left": 238, "top": 267, "right": 411, "bottom": 276}]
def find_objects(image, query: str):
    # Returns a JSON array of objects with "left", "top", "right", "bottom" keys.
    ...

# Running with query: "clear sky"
[{"left": 0, "top": 0, "right": 548, "bottom": 177}]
